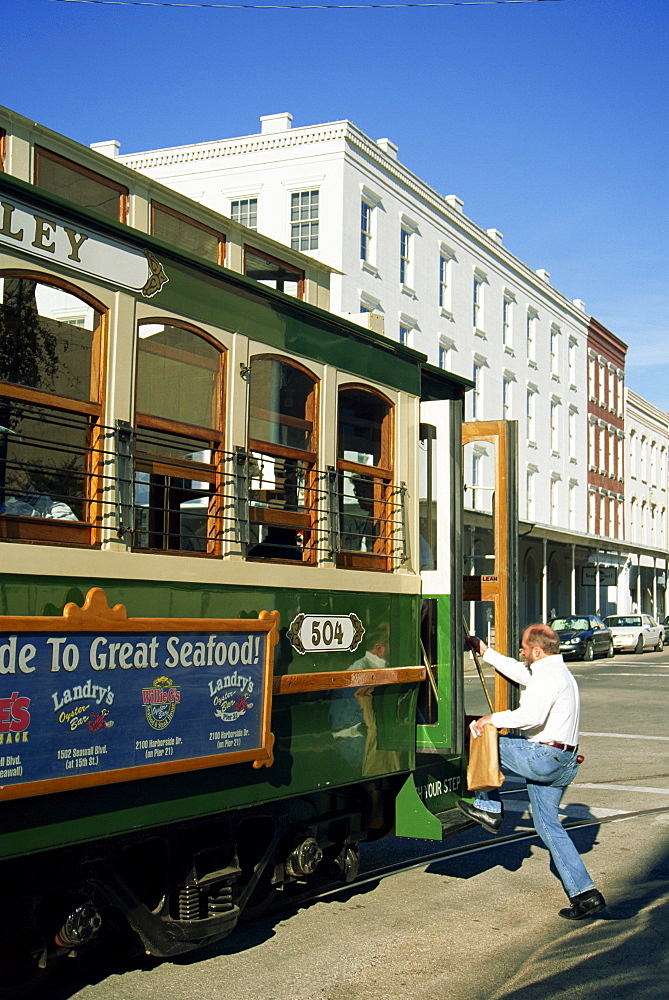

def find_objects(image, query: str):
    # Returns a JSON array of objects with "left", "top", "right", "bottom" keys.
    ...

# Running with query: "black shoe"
[
  {"left": 558, "top": 889, "right": 606, "bottom": 920},
  {"left": 456, "top": 799, "right": 502, "bottom": 834}
]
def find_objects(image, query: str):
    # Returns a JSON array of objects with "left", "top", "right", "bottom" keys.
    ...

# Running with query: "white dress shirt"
[{"left": 484, "top": 648, "right": 581, "bottom": 746}]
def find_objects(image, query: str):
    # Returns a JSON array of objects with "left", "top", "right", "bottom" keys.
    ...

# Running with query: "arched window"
[
  {"left": 337, "top": 386, "right": 394, "bottom": 570},
  {"left": 247, "top": 356, "right": 318, "bottom": 562},
  {"left": 0, "top": 273, "right": 103, "bottom": 544},
  {"left": 134, "top": 321, "right": 224, "bottom": 553}
]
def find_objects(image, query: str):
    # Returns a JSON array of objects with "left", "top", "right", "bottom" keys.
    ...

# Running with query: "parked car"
[
  {"left": 663, "top": 615, "right": 669, "bottom": 644},
  {"left": 548, "top": 615, "right": 614, "bottom": 661},
  {"left": 604, "top": 614, "right": 664, "bottom": 653}
]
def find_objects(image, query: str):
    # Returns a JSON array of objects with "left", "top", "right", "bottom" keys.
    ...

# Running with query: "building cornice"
[{"left": 120, "top": 118, "right": 592, "bottom": 330}]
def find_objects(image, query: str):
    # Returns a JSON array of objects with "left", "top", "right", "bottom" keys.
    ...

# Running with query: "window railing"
[
  {"left": 0, "top": 403, "right": 117, "bottom": 546},
  {"left": 1, "top": 421, "right": 408, "bottom": 568}
]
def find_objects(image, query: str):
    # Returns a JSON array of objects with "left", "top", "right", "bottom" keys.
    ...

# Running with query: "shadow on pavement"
[{"left": 491, "top": 870, "right": 669, "bottom": 1000}]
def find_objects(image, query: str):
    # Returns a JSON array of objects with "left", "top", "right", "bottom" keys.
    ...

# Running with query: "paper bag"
[{"left": 466, "top": 724, "right": 504, "bottom": 792}]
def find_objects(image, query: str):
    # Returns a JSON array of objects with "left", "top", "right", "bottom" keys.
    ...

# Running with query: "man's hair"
[{"left": 524, "top": 623, "right": 560, "bottom": 656}]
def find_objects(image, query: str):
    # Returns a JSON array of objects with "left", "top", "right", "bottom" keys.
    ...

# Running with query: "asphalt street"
[{"left": 46, "top": 648, "right": 669, "bottom": 1000}]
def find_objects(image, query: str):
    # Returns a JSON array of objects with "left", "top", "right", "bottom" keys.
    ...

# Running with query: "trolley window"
[
  {"left": 244, "top": 248, "right": 304, "bottom": 300},
  {"left": 151, "top": 202, "right": 225, "bottom": 266},
  {"left": 35, "top": 147, "right": 128, "bottom": 223},
  {"left": 0, "top": 274, "right": 104, "bottom": 544},
  {"left": 337, "top": 386, "right": 394, "bottom": 571},
  {"left": 247, "top": 355, "right": 318, "bottom": 562},
  {"left": 134, "top": 321, "right": 225, "bottom": 555}
]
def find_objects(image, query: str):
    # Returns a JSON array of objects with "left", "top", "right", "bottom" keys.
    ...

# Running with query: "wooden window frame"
[
  {"left": 247, "top": 354, "right": 319, "bottom": 563},
  {"left": 134, "top": 319, "right": 226, "bottom": 557},
  {"left": 151, "top": 201, "right": 226, "bottom": 266},
  {"left": 0, "top": 271, "right": 106, "bottom": 547},
  {"left": 34, "top": 146, "right": 128, "bottom": 223},
  {"left": 337, "top": 384, "right": 394, "bottom": 572}
]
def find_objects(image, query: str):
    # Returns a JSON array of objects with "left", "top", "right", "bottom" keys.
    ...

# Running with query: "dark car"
[{"left": 548, "top": 615, "right": 614, "bottom": 661}]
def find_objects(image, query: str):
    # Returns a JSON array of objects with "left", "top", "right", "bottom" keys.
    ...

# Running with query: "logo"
[
  {"left": 142, "top": 676, "right": 180, "bottom": 731},
  {"left": 53, "top": 682, "right": 116, "bottom": 734},
  {"left": 86, "top": 709, "right": 114, "bottom": 733},
  {"left": 0, "top": 691, "right": 30, "bottom": 744},
  {"left": 209, "top": 672, "right": 254, "bottom": 724}
]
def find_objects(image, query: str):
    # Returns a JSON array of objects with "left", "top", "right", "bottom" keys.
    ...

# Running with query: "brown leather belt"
[{"left": 540, "top": 740, "right": 578, "bottom": 752}]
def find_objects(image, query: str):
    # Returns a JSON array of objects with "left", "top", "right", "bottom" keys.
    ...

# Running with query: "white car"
[{"left": 604, "top": 614, "right": 664, "bottom": 653}]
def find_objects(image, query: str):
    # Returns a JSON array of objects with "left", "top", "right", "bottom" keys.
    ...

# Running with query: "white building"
[
  {"left": 624, "top": 390, "right": 668, "bottom": 614},
  {"left": 108, "top": 116, "right": 589, "bottom": 523},
  {"left": 101, "top": 112, "right": 666, "bottom": 623}
]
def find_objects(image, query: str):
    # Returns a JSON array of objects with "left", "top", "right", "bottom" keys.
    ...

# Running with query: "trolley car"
[{"left": 0, "top": 116, "right": 471, "bottom": 991}]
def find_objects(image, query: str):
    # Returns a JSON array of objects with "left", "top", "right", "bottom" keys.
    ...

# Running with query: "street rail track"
[{"left": 280, "top": 802, "right": 669, "bottom": 912}]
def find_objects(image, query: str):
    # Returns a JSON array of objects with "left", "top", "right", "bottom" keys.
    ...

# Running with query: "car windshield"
[
  {"left": 605, "top": 616, "right": 641, "bottom": 627},
  {"left": 550, "top": 617, "right": 589, "bottom": 632}
]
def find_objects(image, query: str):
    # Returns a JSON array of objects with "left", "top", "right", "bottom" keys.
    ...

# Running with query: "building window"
[
  {"left": 550, "top": 477, "right": 559, "bottom": 526},
  {"left": 244, "top": 247, "right": 304, "bottom": 299},
  {"left": 400, "top": 226, "right": 411, "bottom": 286},
  {"left": 439, "top": 253, "right": 449, "bottom": 309},
  {"left": 588, "top": 353, "right": 596, "bottom": 397},
  {"left": 0, "top": 275, "right": 104, "bottom": 545},
  {"left": 503, "top": 376, "right": 512, "bottom": 419},
  {"left": 290, "top": 190, "right": 319, "bottom": 252},
  {"left": 438, "top": 342, "right": 451, "bottom": 370},
  {"left": 35, "top": 146, "right": 128, "bottom": 222},
  {"left": 361, "top": 200, "right": 373, "bottom": 262},
  {"left": 134, "top": 321, "right": 225, "bottom": 554},
  {"left": 590, "top": 490, "right": 599, "bottom": 534},
  {"left": 526, "top": 309, "right": 537, "bottom": 362},
  {"left": 550, "top": 325, "right": 560, "bottom": 376},
  {"left": 338, "top": 386, "right": 394, "bottom": 571},
  {"left": 569, "top": 481, "right": 577, "bottom": 530},
  {"left": 471, "top": 361, "right": 483, "bottom": 420},
  {"left": 569, "top": 407, "right": 577, "bottom": 460},
  {"left": 526, "top": 467, "right": 537, "bottom": 520},
  {"left": 471, "top": 452, "right": 482, "bottom": 510},
  {"left": 598, "top": 424, "right": 605, "bottom": 470},
  {"left": 589, "top": 419, "right": 596, "bottom": 468},
  {"left": 152, "top": 202, "right": 225, "bottom": 264},
  {"left": 473, "top": 276, "right": 483, "bottom": 329},
  {"left": 399, "top": 323, "right": 411, "bottom": 347},
  {"left": 569, "top": 338, "right": 577, "bottom": 385},
  {"left": 231, "top": 198, "right": 258, "bottom": 230},
  {"left": 502, "top": 294, "right": 513, "bottom": 347},
  {"left": 526, "top": 387, "right": 537, "bottom": 443},
  {"left": 247, "top": 356, "right": 318, "bottom": 563},
  {"left": 550, "top": 400, "right": 560, "bottom": 453}
]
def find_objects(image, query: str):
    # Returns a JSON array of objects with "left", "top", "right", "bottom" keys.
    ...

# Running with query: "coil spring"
[
  {"left": 207, "top": 883, "right": 234, "bottom": 916},
  {"left": 178, "top": 881, "right": 202, "bottom": 921}
]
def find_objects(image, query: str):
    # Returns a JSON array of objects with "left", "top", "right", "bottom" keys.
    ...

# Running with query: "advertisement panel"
[{"left": 0, "top": 588, "right": 279, "bottom": 800}]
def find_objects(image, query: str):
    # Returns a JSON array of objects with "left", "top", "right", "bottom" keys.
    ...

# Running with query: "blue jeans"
[{"left": 475, "top": 737, "right": 596, "bottom": 899}]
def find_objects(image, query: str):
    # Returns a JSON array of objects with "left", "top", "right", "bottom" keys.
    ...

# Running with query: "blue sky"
[{"left": 5, "top": 0, "right": 669, "bottom": 411}]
